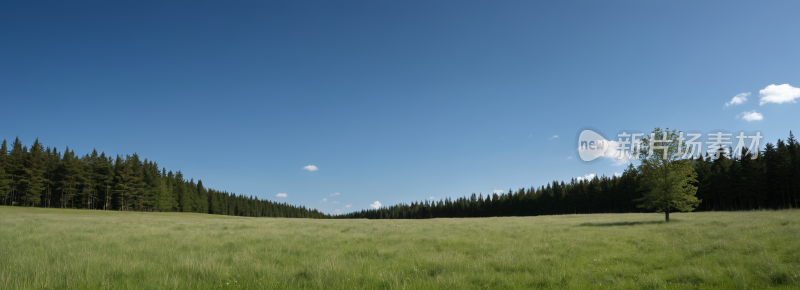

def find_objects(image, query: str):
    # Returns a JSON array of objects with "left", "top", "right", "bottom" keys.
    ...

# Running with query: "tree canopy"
[
  {"left": 0, "top": 137, "right": 328, "bottom": 219},
  {"left": 2, "top": 130, "right": 799, "bottom": 220},
  {"left": 340, "top": 130, "right": 799, "bottom": 219},
  {"left": 635, "top": 128, "right": 701, "bottom": 221}
]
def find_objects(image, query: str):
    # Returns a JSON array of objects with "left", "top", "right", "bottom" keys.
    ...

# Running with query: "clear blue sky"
[{"left": 2, "top": 1, "right": 798, "bottom": 214}]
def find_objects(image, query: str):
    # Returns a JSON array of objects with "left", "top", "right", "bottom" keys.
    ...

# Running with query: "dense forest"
[
  {"left": 2, "top": 132, "right": 799, "bottom": 220},
  {"left": 0, "top": 138, "right": 328, "bottom": 218},
  {"left": 338, "top": 132, "right": 800, "bottom": 219}
]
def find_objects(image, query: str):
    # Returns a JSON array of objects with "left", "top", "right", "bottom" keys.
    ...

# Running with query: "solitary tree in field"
[{"left": 635, "top": 127, "right": 701, "bottom": 222}]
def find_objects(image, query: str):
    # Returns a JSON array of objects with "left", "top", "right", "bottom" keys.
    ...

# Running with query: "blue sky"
[{"left": 2, "top": 1, "right": 799, "bottom": 214}]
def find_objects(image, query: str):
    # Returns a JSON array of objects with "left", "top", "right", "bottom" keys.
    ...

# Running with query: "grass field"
[{"left": 1, "top": 206, "right": 798, "bottom": 289}]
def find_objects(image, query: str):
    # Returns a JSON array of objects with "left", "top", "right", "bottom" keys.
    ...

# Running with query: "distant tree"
[
  {"left": 635, "top": 128, "right": 701, "bottom": 222},
  {"left": 23, "top": 139, "right": 46, "bottom": 206},
  {"left": 789, "top": 132, "right": 800, "bottom": 209},
  {"left": 0, "top": 140, "right": 9, "bottom": 204},
  {"left": 0, "top": 161, "right": 8, "bottom": 205},
  {"left": 775, "top": 140, "right": 793, "bottom": 209}
]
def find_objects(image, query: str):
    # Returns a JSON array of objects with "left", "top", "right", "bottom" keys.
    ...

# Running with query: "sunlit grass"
[{"left": 1, "top": 206, "right": 798, "bottom": 289}]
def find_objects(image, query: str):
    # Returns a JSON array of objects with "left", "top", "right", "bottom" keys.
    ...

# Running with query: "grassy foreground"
[{"left": 1, "top": 206, "right": 798, "bottom": 289}]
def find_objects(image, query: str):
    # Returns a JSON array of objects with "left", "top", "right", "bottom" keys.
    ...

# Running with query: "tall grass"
[{"left": 1, "top": 206, "right": 798, "bottom": 289}]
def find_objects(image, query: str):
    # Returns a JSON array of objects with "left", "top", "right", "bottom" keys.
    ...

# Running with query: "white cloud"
[
  {"left": 737, "top": 110, "right": 763, "bottom": 121},
  {"left": 319, "top": 198, "right": 327, "bottom": 202},
  {"left": 369, "top": 201, "right": 382, "bottom": 209},
  {"left": 429, "top": 197, "right": 435, "bottom": 199},
  {"left": 567, "top": 156, "right": 572, "bottom": 159},
  {"left": 332, "top": 201, "right": 339, "bottom": 204},
  {"left": 492, "top": 189, "right": 504, "bottom": 194},
  {"left": 724, "top": 92, "right": 750, "bottom": 108},
  {"left": 549, "top": 135, "right": 559, "bottom": 139},
  {"left": 576, "top": 173, "right": 596, "bottom": 181},
  {"left": 330, "top": 192, "right": 340, "bottom": 196},
  {"left": 345, "top": 204, "right": 352, "bottom": 208},
  {"left": 759, "top": 84, "right": 800, "bottom": 105},
  {"left": 302, "top": 165, "right": 319, "bottom": 171},
  {"left": 276, "top": 193, "right": 288, "bottom": 198},
  {"left": 335, "top": 209, "right": 340, "bottom": 212},
  {"left": 614, "top": 172, "right": 622, "bottom": 177}
]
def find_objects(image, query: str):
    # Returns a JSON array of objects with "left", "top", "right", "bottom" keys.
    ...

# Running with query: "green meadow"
[{"left": 1, "top": 206, "right": 798, "bottom": 289}]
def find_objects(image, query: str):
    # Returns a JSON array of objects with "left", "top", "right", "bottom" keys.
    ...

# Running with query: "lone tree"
[{"left": 635, "top": 127, "right": 701, "bottom": 222}]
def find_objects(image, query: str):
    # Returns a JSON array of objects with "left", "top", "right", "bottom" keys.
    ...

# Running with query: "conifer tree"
[
  {"left": 0, "top": 140, "right": 9, "bottom": 205},
  {"left": 23, "top": 139, "right": 45, "bottom": 206},
  {"left": 0, "top": 162, "right": 8, "bottom": 205}
]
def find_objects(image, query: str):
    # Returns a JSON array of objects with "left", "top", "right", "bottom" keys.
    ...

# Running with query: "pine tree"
[
  {"left": 775, "top": 140, "right": 793, "bottom": 209},
  {"left": 154, "top": 177, "right": 171, "bottom": 211},
  {"left": 0, "top": 139, "right": 9, "bottom": 205},
  {"left": 8, "top": 138, "right": 26, "bottom": 205},
  {"left": 788, "top": 131, "right": 800, "bottom": 209},
  {"left": 23, "top": 139, "right": 46, "bottom": 206},
  {"left": 197, "top": 180, "right": 208, "bottom": 214},
  {"left": 0, "top": 162, "right": 8, "bottom": 205}
]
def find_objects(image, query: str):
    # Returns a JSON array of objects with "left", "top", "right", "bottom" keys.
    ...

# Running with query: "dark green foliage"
[
  {"left": 3, "top": 131, "right": 799, "bottom": 220},
  {"left": 0, "top": 138, "right": 328, "bottom": 219},
  {"left": 341, "top": 131, "right": 800, "bottom": 219}
]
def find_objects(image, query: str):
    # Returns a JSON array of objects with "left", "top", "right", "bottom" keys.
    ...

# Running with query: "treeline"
[
  {"left": 338, "top": 132, "right": 800, "bottom": 219},
  {"left": 0, "top": 138, "right": 329, "bottom": 219},
  {"left": 4, "top": 132, "right": 799, "bottom": 220}
]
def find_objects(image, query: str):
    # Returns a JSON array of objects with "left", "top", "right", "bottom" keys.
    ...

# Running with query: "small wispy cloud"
[
  {"left": 576, "top": 173, "right": 596, "bottom": 181},
  {"left": 276, "top": 193, "right": 288, "bottom": 198},
  {"left": 302, "top": 165, "right": 319, "bottom": 171},
  {"left": 724, "top": 92, "right": 750, "bottom": 108},
  {"left": 737, "top": 110, "right": 763, "bottom": 121},
  {"left": 369, "top": 201, "right": 382, "bottom": 209},
  {"left": 332, "top": 201, "right": 339, "bottom": 204},
  {"left": 330, "top": 192, "right": 340, "bottom": 196},
  {"left": 335, "top": 209, "right": 340, "bottom": 212},
  {"left": 567, "top": 156, "right": 572, "bottom": 159},
  {"left": 345, "top": 204, "right": 352, "bottom": 208},
  {"left": 319, "top": 198, "right": 327, "bottom": 202},
  {"left": 493, "top": 189, "right": 504, "bottom": 194},
  {"left": 429, "top": 197, "right": 435, "bottom": 199},
  {"left": 614, "top": 172, "right": 622, "bottom": 177},
  {"left": 759, "top": 84, "right": 800, "bottom": 105},
  {"left": 549, "top": 135, "right": 559, "bottom": 139}
]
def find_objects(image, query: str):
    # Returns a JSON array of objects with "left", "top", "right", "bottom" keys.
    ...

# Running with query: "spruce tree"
[
  {"left": 23, "top": 139, "right": 45, "bottom": 206},
  {"left": 0, "top": 162, "right": 8, "bottom": 205},
  {"left": 0, "top": 140, "right": 8, "bottom": 205}
]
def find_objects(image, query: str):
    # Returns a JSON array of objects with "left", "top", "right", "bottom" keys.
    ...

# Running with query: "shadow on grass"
[{"left": 578, "top": 221, "right": 667, "bottom": 227}]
